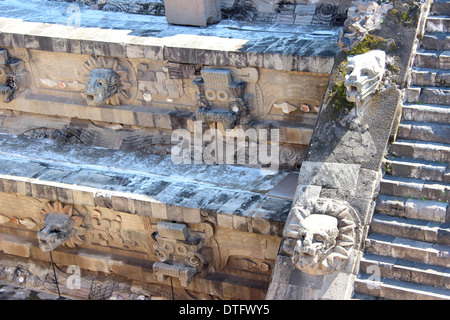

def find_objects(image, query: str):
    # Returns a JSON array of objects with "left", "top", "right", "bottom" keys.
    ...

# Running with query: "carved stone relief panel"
[
  {"left": 194, "top": 68, "right": 250, "bottom": 129},
  {"left": 30, "top": 50, "right": 87, "bottom": 93},
  {"left": 9, "top": 48, "right": 328, "bottom": 132},
  {"left": 258, "top": 68, "right": 328, "bottom": 121},
  {"left": 137, "top": 63, "right": 181, "bottom": 102}
]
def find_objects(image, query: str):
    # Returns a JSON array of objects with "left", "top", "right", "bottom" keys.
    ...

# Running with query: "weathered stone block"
[
  {"left": 298, "top": 162, "right": 361, "bottom": 194},
  {"left": 75, "top": 249, "right": 112, "bottom": 274},
  {"left": 72, "top": 187, "right": 96, "bottom": 207},
  {"left": 164, "top": 0, "right": 221, "bottom": 27},
  {"left": 151, "top": 201, "right": 168, "bottom": 219},
  {"left": 1, "top": 235, "right": 32, "bottom": 258}
]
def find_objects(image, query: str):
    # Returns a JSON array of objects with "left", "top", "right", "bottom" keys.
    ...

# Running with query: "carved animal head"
[
  {"left": 292, "top": 214, "right": 339, "bottom": 274},
  {"left": 344, "top": 50, "right": 386, "bottom": 108},
  {"left": 84, "top": 68, "right": 119, "bottom": 106},
  {"left": 37, "top": 213, "right": 75, "bottom": 252}
]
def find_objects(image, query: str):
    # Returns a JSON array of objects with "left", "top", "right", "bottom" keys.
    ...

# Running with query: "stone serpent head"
[
  {"left": 84, "top": 68, "right": 119, "bottom": 106},
  {"left": 37, "top": 213, "right": 75, "bottom": 252}
]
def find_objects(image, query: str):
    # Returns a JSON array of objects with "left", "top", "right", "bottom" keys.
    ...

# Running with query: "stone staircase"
[{"left": 353, "top": 0, "right": 450, "bottom": 300}]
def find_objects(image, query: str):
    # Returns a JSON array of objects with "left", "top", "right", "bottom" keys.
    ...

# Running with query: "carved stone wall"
[
  {"left": 0, "top": 0, "right": 343, "bottom": 301},
  {"left": 0, "top": 45, "right": 328, "bottom": 170},
  {"left": 0, "top": 186, "right": 281, "bottom": 299}
]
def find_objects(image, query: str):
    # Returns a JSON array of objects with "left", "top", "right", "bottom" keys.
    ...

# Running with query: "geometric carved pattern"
[{"left": 152, "top": 221, "right": 214, "bottom": 286}]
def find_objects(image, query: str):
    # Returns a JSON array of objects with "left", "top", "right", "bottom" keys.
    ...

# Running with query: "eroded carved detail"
[
  {"left": 37, "top": 202, "right": 86, "bottom": 252},
  {"left": 137, "top": 63, "right": 181, "bottom": 102},
  {"left": 0, "top": 49, "right": 29, "bottom": 103},
  {"left": 283, "top": 199, "right": 355, "bottom": 275},
  {"left": 344, "top": 50, "right": 386, "bottom": 110},
  {"left": 83, "top": 56, "right": 132, "bottom": 106},
  {"left": 0, "top": 214, "right": 37, "bottom": 229},
  {"left": 152, "top": 262, "right": 196, "bottom": 287},
  {"left": 338, "top": 1, "right": 392, "bottom": 51},
  {"left": 152, "top": 221, "right": 214, "bottom": 286},
  {"left": 194, "top": 68, "right": 249, "bottom": 129}
]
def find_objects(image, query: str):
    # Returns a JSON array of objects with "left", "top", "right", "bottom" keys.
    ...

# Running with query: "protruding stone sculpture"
[
  {"left": 153, "top": 222, "right": 212, "bottom": 266},
  {"left": 194, "top": 68, "right": 249, "bottom": 129},
  {"left": 344, "top": 50, "right": 386, "bottom": 110},
  {"left": 38, "top": 213, "right": 75, "bottom": 252},
  {"left": 283, "top": 199, "right": 355, "bottom": 275},
  {"left": 37, "top": 202, "right": 86, "bottom": 252},
  {"left": 84, "top": 68, "right": 120, "bottom": 107},
  {"left": 82, "top": 56, "right": 132, "bottom": 106},
  {"left": 152, "top": 221, "right": 213, "bottom": 285},
  {"left": 152, "top": 262, "right": 197, "bottom": 287}
]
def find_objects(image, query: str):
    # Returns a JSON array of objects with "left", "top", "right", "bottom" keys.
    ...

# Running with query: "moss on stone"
[
  {"left": 348, "top": 34, "right": 397, "bottom": 56},
  {"left": 329, "top": 61, "right": 355, "bottom": 119},
  {"left": 331, "top": 82, "right": 355, "bottom": 119},
  {"left": 388, "top": 2, "right": 418, "bottom": 27}
]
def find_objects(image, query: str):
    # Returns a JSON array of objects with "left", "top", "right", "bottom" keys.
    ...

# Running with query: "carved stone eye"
[
  {"left": 314, "top": 234, "right": 324, "bottom": 242},
  {"left": 6, "top": 77, "right": 17, "bottom": 89},
  {"left": 361, "top": 68, "right": 374, "bottom": 77},
  {"left": 345, "top": 65, "right": 355, "bottom": 75},
  {"left": 96, "top": 78, "right": 107, "bottom": 88},
  {"left": 50, "top": 226, "right": 61, "bottom": 233}
]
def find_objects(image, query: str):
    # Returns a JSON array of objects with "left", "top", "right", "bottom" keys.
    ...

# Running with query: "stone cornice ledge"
[{"left": 0, "top": 17, "right": 336, "bottom": 74}]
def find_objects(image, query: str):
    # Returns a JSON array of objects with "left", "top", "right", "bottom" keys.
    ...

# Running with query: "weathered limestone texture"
[
  {"left": 101, "top": 0, "right": 166, "bottom": 16},
  {"left": 267, "top": 0, "right": 433, "bottom": 300},
  {"left": 164, "top": 0, "right": 222, "bottom": 26},
  {"left": 338, "top": 0, "right": 393, "bottom": 51}
]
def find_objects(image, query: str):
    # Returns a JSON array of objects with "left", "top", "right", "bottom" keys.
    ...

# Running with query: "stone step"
[
  {"left": 355, "top": 273, "right": 450, "bottom": 300},
  {"left": 375, "top": 194, "right": 448, "bottom": 223},
  {"left": 422, "top": 32, "right": 450, "bottom": 51},
  {"left": 384, "top": 157, "right": 449, "bottom": 182},
  {"left": 364, "top": 233, "right": 450, "bottom": 268},
  {"left": 402, "top": 103, "right": 450, "bottom": 124},
  {"left": 351, "top": 292, "right": 384, "bottom": 300},
  {"left": 390, "top": 139, "right": 450, "bottom": 163},
  {"left": 430, "top": 0, "right": 450, "bottom": 17},
  {"left": 397, "top": 121, "right": 450, "bottom": 144},
  {"left": 411, "top": 66, "right": 450, "bottom": 87},
  {"left": 370, "top": 213, "right": 450, "bottom": 245},
  {"left": 359, "top": 253, "right": 450, "bottom": 289},
  {"left": 426, "top": 16, "right": 450, "bottom": 33},
  {"left": 414, "top": 49, "right": 450, "bottom": 70},
  {"left": 380, "top": 174, "right": 450, "bottom": 202},
  {"left": 405, "top": 86, "right": 450, "bottom": 105}
]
